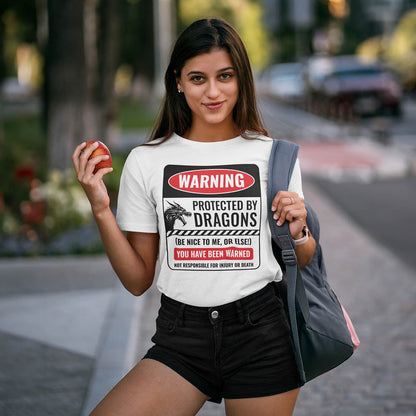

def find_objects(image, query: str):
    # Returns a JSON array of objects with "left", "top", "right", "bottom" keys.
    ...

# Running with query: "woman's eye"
[
  {"left": 220, "top": 72, "right": 233, "bottom": 80},
  {"left": 190, "top": 75, "right": 204, "bottom": 83}
]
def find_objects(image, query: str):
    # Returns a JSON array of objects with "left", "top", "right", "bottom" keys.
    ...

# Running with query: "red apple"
[{"left": 84, "top": 140, "right": 112, "bottom": 174}]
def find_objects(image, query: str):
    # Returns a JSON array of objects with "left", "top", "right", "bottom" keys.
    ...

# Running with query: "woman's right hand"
[{"left": 72, "top": 141, "right": 113, "bottom": 216}]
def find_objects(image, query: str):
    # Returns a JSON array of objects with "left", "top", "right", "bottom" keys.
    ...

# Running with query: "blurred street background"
[{"left": 0, "top": 0, "right": 415, "bottom": 415}]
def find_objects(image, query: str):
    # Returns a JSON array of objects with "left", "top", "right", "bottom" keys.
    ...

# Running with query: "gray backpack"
[{"left": 267, "top": 139, "right": 357, "bottom": 383}]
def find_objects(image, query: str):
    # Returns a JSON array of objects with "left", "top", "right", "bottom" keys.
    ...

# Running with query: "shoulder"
[{"left": 123, "top": 135, "right": 178, "bottom": 176}]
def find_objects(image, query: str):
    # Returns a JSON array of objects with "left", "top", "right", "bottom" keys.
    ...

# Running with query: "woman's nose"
[{"left": 206, "top": 80, "right": 220, "bottom": 98}]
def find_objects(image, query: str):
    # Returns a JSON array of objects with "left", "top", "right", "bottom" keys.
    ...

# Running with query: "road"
[
  {"left": 313, "top": 175, "right": 416, "bottom": 272},
  {"left": 259, "top": 95, "right": 416, "bottom": 274}
]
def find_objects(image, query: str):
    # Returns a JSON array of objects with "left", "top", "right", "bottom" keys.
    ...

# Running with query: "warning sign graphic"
[{"left": 163, "top": 164, "right": 261, "bottom": 271}]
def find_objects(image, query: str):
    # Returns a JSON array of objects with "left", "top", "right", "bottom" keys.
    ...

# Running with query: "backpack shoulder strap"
[
  {"left": 267, "top": 139, "right": 300, "bottom": 251},
  {"left": 267, "top": 138, "right": 307, "bottom": 383},
  {"left": 267, "top": 139, "right": 299, "bottom": 196}
]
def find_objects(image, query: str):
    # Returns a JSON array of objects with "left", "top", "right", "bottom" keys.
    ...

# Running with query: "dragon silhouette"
[{"left": 164, "top": 201, "right": 192, "bottom": 232}]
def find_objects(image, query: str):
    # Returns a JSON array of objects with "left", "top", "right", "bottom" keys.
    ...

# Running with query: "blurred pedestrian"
[{"left": 72, "top": 17, "right": 316, "bottom": 416}]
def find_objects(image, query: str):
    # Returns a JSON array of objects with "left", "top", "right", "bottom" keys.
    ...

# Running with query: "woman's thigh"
[
  {"left": 224, "top": 388, "right": 300, "bottom": 416},
  {"left": 90, "top": 358, "right": 209, "bottom": 416}
]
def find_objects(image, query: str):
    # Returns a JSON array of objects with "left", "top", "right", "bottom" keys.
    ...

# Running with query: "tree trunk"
[
  {"left": 44, "top": 0, "right": 120, "bottom": 171},
  {"left": 131, "top": 0, "right": 155, "bottom": 101},
  {"left": 35, "top": 0, "right": 48, "bottom": 133},
  {"left": 96, "top": 0, "right": 120, "bottom": 146},
  {"left": 0, "top": 5, "right": 7, "bottom": 145},
  {"left": 45, "top": 0, "right": 90, "bottom": 172}
]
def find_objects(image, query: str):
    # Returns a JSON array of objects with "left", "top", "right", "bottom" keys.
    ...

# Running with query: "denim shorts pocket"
[
  {"left": 247, "top": 295, "right": 284, "bottom": 327},
  {"left": 151, "top": 313, "right": 177, "bottom": 347},
  {"left": 156, "top": 316, "right": 176, "bottom": 332},
  {"left": 155, "top": 306, "right": 178, "bottom": 334}
]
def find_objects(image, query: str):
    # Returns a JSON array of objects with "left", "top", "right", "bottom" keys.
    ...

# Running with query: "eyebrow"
[{"left": 186, "top": 66, "right": 235, "bottom": 76}]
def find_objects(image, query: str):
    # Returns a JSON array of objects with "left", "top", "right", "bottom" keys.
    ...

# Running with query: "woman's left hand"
[{"left": 271, "top": 191, "right": 306, "bottom": 240}]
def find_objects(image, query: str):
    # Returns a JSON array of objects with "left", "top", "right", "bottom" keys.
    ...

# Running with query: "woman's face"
[{"left": 177, "top": 48, "right": 239, "bottom": 138}]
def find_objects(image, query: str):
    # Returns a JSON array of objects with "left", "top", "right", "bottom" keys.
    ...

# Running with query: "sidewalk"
[{"left": 0, "top": 150, "right": 415, "bottom": 416}]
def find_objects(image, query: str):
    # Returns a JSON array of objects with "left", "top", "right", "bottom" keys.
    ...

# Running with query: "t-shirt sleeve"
[
  {"left": 116, "top": 150, "right": 158, "bottom": 233},
  {"left": 288, "top": 158, "right": 304, "bottom": 199}
]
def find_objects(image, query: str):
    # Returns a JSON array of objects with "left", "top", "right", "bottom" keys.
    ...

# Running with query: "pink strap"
[{"left": 340, "top": 304, "right": 360, "bottom": 350}]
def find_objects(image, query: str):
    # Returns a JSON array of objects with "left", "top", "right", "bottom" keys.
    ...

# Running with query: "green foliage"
[
  {"left": 0, "top": 97, "right": 158, "bottom": 256},
  {"left": 356, "top": 9, "right": 416, "bottom": 91},
  {"left": 0, "top": 113, "right": 47, "bottom": 209},
  {"left": 0, "top": 150, "right": 93, "bottom": 242},
  {"left": 1, "top": 113, "right": 97, "bottom": 242},
  {"left": 39, "top": 170, "right": 93, "bottom": 238},
  {"left": 1, "top": 0, "right": 38, "bottom": 78},
  {"left": 117, "top": 98, "right": 157, "bottom": 129},
  {"left": 386, "top": 9, "right": 416, "bottom": 90},
  {"left": 101, "top": 153, "right": 125, "bottom": 201}
]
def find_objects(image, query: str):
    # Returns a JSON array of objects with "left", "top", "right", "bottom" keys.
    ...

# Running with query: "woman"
[{"left": 73, "top": 18, "right": 316, "bottom": 416}]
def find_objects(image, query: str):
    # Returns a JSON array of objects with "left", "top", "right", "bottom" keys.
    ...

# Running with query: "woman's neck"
[{"left": 184, "top": 122, "right": 241, "bottom": 142}]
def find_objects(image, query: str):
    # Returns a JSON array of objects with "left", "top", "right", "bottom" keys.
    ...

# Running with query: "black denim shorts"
[{"left": 144, "top": 282, "right": 302, "bottom": 403}]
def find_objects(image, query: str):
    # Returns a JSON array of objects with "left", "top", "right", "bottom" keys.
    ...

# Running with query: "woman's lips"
[{"left": 203, "top": 101, "right": 224, "bottom": 110}]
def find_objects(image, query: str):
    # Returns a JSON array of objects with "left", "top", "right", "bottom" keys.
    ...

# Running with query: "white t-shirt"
[{"left": 116, "top": 133, "right": 303, "bottom": 306}]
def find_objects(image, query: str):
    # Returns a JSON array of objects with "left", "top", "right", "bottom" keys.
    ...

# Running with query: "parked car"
[
  {"left": 257, "top": 62, "right": 306, "bottom": 104},
  {"left": 305, "top": 56, "right": 402, "bottom": 117}
]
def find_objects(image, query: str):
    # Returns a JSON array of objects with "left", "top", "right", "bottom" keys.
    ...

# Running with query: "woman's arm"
[
  {"left": 271, "top": 191, "right": 316, "bottom": 269},
  {"left": 94, "top": 208, "right": 159, "bottom": 295},
  {"left": 292, "top": 227, "right": 316, "bottom": 269},
  {"left": 72, "top": 142, "right": 158, "bottom": 295}
]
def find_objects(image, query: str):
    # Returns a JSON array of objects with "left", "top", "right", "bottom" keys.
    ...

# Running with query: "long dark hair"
[{"left": 148, "top": 18, "right": 268, "bottom": 143}]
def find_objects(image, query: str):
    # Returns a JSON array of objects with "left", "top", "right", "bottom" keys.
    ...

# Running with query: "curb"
[{"left": 81, "top": 281, "right": 143, "bottom": 415}]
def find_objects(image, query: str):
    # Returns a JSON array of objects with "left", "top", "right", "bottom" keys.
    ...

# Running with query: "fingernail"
[
  {"left": 277, "top": 220, "right": 282, "bottom": 226},
  {"left": 271, "top": 206, "right": 276, "bottom": 212},
  {"left": 273, "top": 214, "right": 278, "bottom": 220}
]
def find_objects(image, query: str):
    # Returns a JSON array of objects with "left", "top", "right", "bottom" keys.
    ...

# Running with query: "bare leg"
[
  {"left": 90, "top": 358, "right": 209, "bottom": 416},
  {"left": 224, "top": 388, "right": 300, "bottom": 416}
]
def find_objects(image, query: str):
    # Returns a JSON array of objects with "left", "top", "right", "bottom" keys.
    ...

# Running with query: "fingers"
[
  {"left": 71, "top": 142, "right": 112, "bottom": 215},
  {"left": 92, "top": 166, "right": 113, "bottom": 182},
  {"left": 271, "top": 191, "right": 306, "bottom": 226},
  {"left": 78, "top": 141, "right": 99, "bottom": 175},
  {"left": 73, "top": 141, "right": 96, "bottom": 176},
  {"left": 73, "top": 141, "right": 112, "bottom": 181},
  {"left": 72, "top": 142, "right": 87, "bottom": 171}
]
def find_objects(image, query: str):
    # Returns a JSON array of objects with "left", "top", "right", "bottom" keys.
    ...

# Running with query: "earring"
[{"left": 177, "top": 85, "right": 182, "bottom": 94}]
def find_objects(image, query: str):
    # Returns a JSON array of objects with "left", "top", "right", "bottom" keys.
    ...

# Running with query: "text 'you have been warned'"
[{"left": 163, "top": 164, "right": 261, "bottom": 271}]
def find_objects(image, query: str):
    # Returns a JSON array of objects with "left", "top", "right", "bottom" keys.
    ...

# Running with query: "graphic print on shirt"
[{"left": 163, "top": 164, "right": 261, "bottom": 271}]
